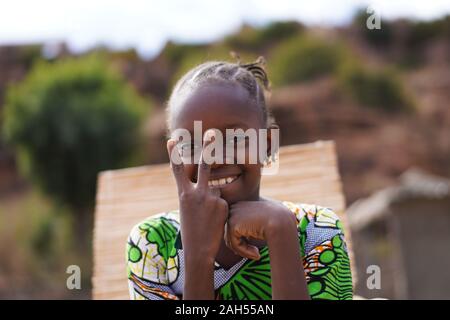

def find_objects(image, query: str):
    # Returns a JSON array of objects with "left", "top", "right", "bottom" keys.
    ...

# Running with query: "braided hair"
[{"left": 166, "top": 54, "right": 275, "bottom": 133}]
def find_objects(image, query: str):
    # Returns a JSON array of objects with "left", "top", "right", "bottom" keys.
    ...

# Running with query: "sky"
[{"left": 1, "top": 0, "right": 450, "bottom": 58}]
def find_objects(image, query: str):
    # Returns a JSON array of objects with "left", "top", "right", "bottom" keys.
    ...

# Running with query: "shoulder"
[
  {"left": 283, "top": 201, "right": 353, "bottom": 299},
  {"left": 282, "top": 201, "right": 342, "bottom": 229},
  {"left": 128, "top": 210, "right": 180, "bottom": 244},
  {"left": 281, "top": 201, "right": 345, "bottom": 254},
  {"left": 126, "top": 210, "right": 181, "bottom": 285}
]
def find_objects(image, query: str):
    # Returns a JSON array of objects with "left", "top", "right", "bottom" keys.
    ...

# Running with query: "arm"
[
  {"left": 302, "top": 206, "right": 353, "bottom": 300},
  {"left": 225, "top": 200, "right": 310, "bottom": 300},
  {"left": 183, "top": 251, "right": 216, "bottom": 299},
  {"left": 265, "top": 214, "right": 310, "bottom": 300}
]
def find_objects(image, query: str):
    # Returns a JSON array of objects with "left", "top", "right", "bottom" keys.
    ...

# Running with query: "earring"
[{"left": 262, "top": 152, "right": 278, "bottom": 168}]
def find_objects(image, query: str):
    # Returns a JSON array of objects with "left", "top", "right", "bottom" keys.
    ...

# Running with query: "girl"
[{"left": 126, "top": 58, "right": 353, "bottom": 300}]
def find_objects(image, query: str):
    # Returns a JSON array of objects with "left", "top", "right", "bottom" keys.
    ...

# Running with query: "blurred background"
[{"left": 0, "top": 0, "right": 449, "bottom": 299}]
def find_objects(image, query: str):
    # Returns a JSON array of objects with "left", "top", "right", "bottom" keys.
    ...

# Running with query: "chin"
[
  {"left": 217, "top": 186, "right": 242, "bottom": 205},
  {"left": 206, "top": 170, "right": 260, "bottom": 204},
  {"left": 219, "top": 184, "right": 257, "bottom": 205}
]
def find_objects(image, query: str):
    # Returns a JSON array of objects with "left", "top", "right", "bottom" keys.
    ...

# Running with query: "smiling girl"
[{"left": 126, "top": 58, "right": 353, "bottom": 300}]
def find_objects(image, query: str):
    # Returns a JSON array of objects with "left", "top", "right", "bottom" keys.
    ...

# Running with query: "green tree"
[
  {"left": 2, "top": 54, "right": 148, "bottom": 239},
  {"left": 352, "top": 8, "right": 393, "bottom": 47},
  {"left": 269, "top": 35, "right": 345, "bottom": 86},
  {"left": 225, "top": 21, "right": 303, "bottom": 51},
  {"left": 338, "top": 63, "right": 414, "bottom": 112}
]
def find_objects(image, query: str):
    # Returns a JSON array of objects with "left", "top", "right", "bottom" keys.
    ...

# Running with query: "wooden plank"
[{"left": 92, "top": 140, "right": 352, "bottom": 300}]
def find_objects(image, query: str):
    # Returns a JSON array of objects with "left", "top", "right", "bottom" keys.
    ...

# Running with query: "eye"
[
  {"left": 226, "top": 134, "right": 248, "bottom": 147},
  {"left": 237, "top": 134, "right": 249, "bottom": 143},
  {"left": 177, "top": 141, "right": 201, "bottom": 155},
  {"left": 183, "top": 143, "right": 193, "bottom": 152}
]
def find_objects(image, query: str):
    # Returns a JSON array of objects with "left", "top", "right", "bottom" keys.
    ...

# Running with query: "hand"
[
  {"left": 225, "top": 199, "right": 298, "bottom": 260},
  {"left": 167, "top": 130, "right": 229, "bottom": 263}
]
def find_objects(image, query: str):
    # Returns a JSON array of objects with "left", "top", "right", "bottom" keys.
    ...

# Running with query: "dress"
[{"left": 126, "top": 201, "right": 353, "bottom": 300}]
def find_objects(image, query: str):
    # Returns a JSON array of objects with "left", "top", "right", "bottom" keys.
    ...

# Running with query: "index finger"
[
  {"left": 196, "top": 129, "right": 215, "bottom": 188},
  {"left": 226, "top": 225, "right": 261, "bottom": 260},
  {"left": 167, "top": 139, "right": 191, "bottom": 193}
]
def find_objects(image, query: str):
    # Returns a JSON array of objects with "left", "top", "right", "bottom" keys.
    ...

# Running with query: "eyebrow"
[
  {"left": 222, "top": 122, "right": 250, "bottom": 129},
  {"left": 185, "top": 122, "right": 250, "bottom": 136}
]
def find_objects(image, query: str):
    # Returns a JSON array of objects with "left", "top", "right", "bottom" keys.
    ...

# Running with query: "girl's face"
[{"left": 168, "top": 84, "right": 270, "bottom": 205}]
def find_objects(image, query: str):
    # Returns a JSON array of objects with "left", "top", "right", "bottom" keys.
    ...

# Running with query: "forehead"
[{"left": 171, "top": 84, "right": 264, "bottom": 132}]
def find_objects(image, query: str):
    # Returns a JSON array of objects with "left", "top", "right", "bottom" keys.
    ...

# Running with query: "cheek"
[
  {"left": 243, "top": 135, "right": 269, "bottom": 165},
  {"left": 242, "top": 163, "right": 262, "bottom": 183},
  {"left": 241, "top": 144, "right": 265, "bottom": 165},
  {"left": 230, "top": 141, "right": 264, "bottom": 165}
]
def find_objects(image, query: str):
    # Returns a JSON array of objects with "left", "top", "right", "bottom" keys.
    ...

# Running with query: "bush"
[
  {"left": 161, "top": 42, "right": 207, "bottom": 69},
  {"left": 2, "top": 54, "right": 148, "bottom": 210},
  {"left": 269, "top": 35, "right": 345, "bottom": 86},
  {"left": 169, "top": 44, "right": 258, "bottom": 89},
  {"left": 0, "top": 191, "right": 90, "bottom": 298},
  {"left": 338, "top": 64, "right": 414, "bottom": 112},
  {"left": 405, "top": 15, "right": 450, "bottom": 48},
  {"left": 352, "top": 8, "right": 393, "bottom": 47},
  {"left": 399, "top": 15, "right": 450, "bottom": 68},
  {"left": 225, "top": 21, "right": 302, "bottom": 51},
  {"left": 19, "top": 45, "right": 43, "bottom": 68}
]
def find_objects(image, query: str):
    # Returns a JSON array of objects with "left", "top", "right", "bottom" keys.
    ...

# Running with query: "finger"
[
  {"left": 196, "top": 129, "right": 215, "bottom": 189},
  {"left": 224, "top": 223, "right": 238, "bottom": 255},
  {"left": 167, "top": 139, "right": 191, "bottom": 193},
  {"left": 224, "top": 223, "right": 230, "bottom": 247},
  {"left": 210, "top": 187, "right": 221, "bottom": 198},
  {"left": 228, "top": 228, "right": 261, "bottom": 260}
]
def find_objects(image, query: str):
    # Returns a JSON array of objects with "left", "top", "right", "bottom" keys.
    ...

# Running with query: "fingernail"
[
  {"left": 204, "top": 129, "right": 215, "bottom": 141},
  {"left": 250, "top": 254, "right": 259, "bottom": 260},
  {"left": 168, "top": 139, "right": 176, "bottom": 148}
]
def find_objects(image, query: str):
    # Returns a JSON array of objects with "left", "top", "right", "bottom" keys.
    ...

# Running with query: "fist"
[{"left": 225, "top": 199, "right": 297, "bottom": 260}]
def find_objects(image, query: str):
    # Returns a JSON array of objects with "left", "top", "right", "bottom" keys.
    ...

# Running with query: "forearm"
[
  {"left": 266, "top": 219, "right": 310, "bottom": 300},
  {"left": 183, "top": 251, "right": 216, "bottom": 299}
]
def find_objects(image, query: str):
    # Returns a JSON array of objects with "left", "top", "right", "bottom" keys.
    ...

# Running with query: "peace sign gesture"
[{"left": 167, "top": 129, "right": 229, "bottom": 263}]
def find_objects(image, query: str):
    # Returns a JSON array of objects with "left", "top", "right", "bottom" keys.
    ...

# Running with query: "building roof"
[{"left": 347, "top": 168, "right": 450, "bottom": 230}]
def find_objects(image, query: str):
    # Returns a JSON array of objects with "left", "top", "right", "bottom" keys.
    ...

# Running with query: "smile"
[{"left": 208, "top": 175, "right": 240, "bottom": 188}]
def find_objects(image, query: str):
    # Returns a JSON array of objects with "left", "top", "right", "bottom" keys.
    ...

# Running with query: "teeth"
[{"left": 208, "top": 175, "right": 238, "bottom": 187}]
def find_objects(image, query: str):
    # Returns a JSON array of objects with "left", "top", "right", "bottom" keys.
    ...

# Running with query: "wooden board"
[{"left": 92, "top": 140, "right": 351, "bottom": 299}]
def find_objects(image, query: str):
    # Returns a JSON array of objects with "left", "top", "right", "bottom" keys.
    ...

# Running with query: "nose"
[{"left": 207, "top": 148, "right": 233, "bottom": 169}]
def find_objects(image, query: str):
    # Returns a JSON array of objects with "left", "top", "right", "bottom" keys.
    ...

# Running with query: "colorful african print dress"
[{"left": 126, "top": 201, "right": 353, "bottom": 300}]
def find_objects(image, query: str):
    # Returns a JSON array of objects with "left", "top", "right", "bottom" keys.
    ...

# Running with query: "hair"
[{"left": 166, "top": 54, "right": 275, "bottom": 134}]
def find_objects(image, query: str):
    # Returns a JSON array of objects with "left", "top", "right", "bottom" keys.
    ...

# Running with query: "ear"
[
  {"left": 265, "top": 124, "right": 279, "bottom": 161},
  {"left": 166, "top": 139, "right": 171, "bottom": 153}
]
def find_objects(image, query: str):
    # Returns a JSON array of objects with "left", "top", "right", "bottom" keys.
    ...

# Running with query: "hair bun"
[{"left": 230, "top": 52, "right": 270, "bottom": 91}]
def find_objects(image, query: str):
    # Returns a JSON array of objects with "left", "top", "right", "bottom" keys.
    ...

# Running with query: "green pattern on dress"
[
  {"left": 138, "top": 216, "right": 178, "bottom": 264},
  {"left": 218, "top": 247, "right": 272, "bottom": 300},
  {"left": 307, "top": 234, "right": 353, "bottom": 300}
]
